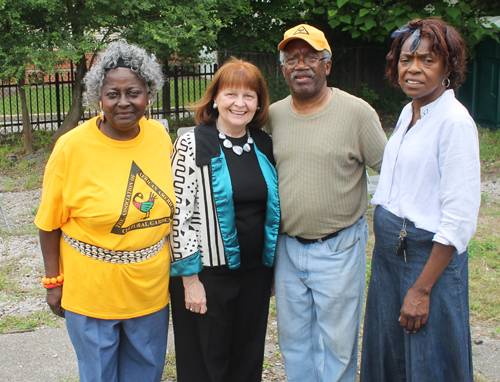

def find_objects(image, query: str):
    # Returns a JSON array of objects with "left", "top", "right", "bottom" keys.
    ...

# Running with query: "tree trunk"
[
  {"left": 50, "top": 55, "right": 88, "bottom": 146},
  {"left": 19, "top": 77, "right": 33, "bottom": 154}
]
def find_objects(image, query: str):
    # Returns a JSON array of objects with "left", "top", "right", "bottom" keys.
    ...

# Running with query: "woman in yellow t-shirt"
[{"left": 35, "top": 40, "right": 175, "bottom": 382}]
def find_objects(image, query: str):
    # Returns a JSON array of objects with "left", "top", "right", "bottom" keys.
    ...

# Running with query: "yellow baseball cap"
[{"left": 278, "top": 24, "right": 332, "bottom": 54}]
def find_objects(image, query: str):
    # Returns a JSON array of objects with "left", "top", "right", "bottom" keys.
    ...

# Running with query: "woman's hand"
[
  {"left": 398, "top": 242, "right": 456, "bottom": 334},
  {"left": 39, "top": 229, "right": 64, "bottom": 317},
  {"left": 46, "top": 287, "right": 65, "bottom": 318},
  {"left": 182, "top": 274, "right": 207, "bottom": 314},
  {"left": 399, "top": 287, "right": 430, "bottom": 333}
]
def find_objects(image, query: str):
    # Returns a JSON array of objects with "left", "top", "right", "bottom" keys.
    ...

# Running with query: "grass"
[
  {"left": 0, "top": 86, "right": 73, "bottom": 115},
  {"left": 263, "top": 358, "right": 275, "bottom": 370},
  {"left": 162, "top": 352, "right": 177, "bottom": 381},
  {"left": 269, "top": 296, "right": 277, "bottom": 316},
  {"left": 478, "top": 126, "right": 500, "bottom": 178},
  {"left": 0, "top": 309, "right": 63, "bottom": 333},
  {"left": 474, "top": 374, "right": 490, "bottom": 382},
  {"left": 0, "top": 132, "right": 48, "bottom": 192},
  {"left": 0, "top": 257, "right": 20, "bottom": 293},
  {"left": 478, "top": 127, "right": 500, "bottom": 164},
  {"left": 1, "top": 178, "right": 16, "bottom": 191},
  {"left": 469, "top": 233, "right": 500, "bottom": 324},
  {"left": 0, "top": 251, "right": 62, "bottom": 333}
]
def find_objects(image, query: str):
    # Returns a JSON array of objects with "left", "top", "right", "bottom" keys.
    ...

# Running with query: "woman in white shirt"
[{"left": 361, "top": 19, "right": 480, "bottom": 382}]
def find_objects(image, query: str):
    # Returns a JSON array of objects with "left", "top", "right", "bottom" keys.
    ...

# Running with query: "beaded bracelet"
[{"left": 41, "top": 274, "right": 64, "bottom": 289}]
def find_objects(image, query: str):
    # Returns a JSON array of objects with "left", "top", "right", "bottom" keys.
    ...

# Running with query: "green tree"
[
  {"left": 217, "top": 0, "right": 302, "bottom": 53},
  {"left": 1, "top": 0, "right": 225, "bottom": 145},
  {"left": 0, "top": 0, "right": 66, "bottom": 152},
  {"left": 294, "top": 0, "right": 499, "bottom": 51},
  {"left": 50, "top": 0, "right": 224, "bottom": 141}
]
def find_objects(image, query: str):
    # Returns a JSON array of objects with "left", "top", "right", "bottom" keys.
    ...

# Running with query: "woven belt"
[
  {"left": 62, "top": 232, "right": 167, "bottom": 264},
  {"left": 295, "top": 230, "right": 340, "bottom": 245}
]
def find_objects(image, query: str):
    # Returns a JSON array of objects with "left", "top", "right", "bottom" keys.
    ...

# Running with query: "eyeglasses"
[{"left": 284, "top": 56, "right": 328, "bottom": 67}]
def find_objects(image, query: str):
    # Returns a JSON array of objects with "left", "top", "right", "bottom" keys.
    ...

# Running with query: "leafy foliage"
[
  {"left": 217, "top": 0, "right": 302, "bottom": 53},
  {"left": 294, "top": 0, "right": 500, "bottom": 53},
  {"left": 1, "top": 0, "right": 227, "bottom": 144}
]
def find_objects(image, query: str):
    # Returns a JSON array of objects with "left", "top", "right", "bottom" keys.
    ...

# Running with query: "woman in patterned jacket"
[{"left": 169, "top": 58, "right": 280, "bottom": 382}]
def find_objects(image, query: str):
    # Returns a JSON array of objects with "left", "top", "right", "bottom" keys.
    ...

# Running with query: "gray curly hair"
[{"left": 83, "top": 40, "right": 164, "bottom": 109}]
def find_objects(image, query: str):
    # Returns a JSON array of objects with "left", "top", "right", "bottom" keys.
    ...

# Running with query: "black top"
[
  {"left": 194, "top": 123, "right": 276, "bottom": 271},
  {"left": 220, "top": 131, "right": 268, "bottom": 270}
]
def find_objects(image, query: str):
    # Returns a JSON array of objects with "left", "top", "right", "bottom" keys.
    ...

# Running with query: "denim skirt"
[{"left": 360, "top": 206, "right": 473, "bottom": 382}]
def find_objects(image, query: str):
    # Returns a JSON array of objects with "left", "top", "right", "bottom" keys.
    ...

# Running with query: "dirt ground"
[{"left": 0, "top": 151, "right": 499, "bottom": 382}]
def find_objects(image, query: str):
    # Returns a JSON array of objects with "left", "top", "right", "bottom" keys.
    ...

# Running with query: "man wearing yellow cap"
[{"left": 266, "top": 24, "right": 387, "bottom": 382}]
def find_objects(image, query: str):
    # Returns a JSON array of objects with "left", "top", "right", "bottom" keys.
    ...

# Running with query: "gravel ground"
[{"left": 0, "top": 180, "right": 499, "bottom": 382}]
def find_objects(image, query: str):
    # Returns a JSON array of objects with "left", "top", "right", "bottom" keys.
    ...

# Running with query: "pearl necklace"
[{"left": 216, "top": 122, "right": 254, "bottom": 155}]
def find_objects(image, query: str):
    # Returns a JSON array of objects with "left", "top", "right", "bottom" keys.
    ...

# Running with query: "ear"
[
  {"left": 280, "top": 64, "right": 286, "bottom": 78},
  {"left": 325, "top": 59, "right": 332, "bottom": 76},
  {"left": 442, "top": 58, "right": 451, "bottom": 79}
]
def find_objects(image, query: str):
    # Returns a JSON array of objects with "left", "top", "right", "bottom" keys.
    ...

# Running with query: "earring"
[
  {"left": 442, "top": 78, "right": 450, "bottom": 88},
  {"left": 145, "top": 99, "right": 152, "bottom": 120},
  {"left": 257, "top": 106, "right": 261, "bottom": 110},
  {"left": 99, "top": 101, "right": 104, "bottom": 121},
  {"left": 213, "top": 101, "right": 218, "bottom": 109},
  {"left": 397, "top": 78, "right": 400, "bottom": 85}
]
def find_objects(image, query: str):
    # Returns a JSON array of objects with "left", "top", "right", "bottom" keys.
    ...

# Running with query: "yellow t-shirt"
[{"left": 35, "top": 117, "right": 175, "bottom": 319}]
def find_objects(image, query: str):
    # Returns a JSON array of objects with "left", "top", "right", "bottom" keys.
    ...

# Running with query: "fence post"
[
  {"left": 162, "top": 63, "right": 170, "bottom": 118},
  {"left": 174, "top": 66, "right": 179, "bottom": 119},
  {"left": 55, "top": 73, "right": 62, "bottom": 129}
]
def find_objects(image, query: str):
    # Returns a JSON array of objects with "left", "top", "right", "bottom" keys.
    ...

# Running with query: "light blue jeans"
[
  {"left": 275, "top": 215, "right": 368, "bottom": 382},
  {"left": 66, "top": 306, "right": 169, "bottom": 382}
]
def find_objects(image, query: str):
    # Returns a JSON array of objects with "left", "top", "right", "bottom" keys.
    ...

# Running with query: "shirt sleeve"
[
  {"left": 169, "top": 133, "right": 204, "bottom": 277},
  {"left": 358, "top": 107, "right": 387, "bottom": 173},
  {"left": 433, "top": 119, "right": 481, "bottom": 254},
  {"left": 34, "top": 143, "right": 69, "bottom": 231}
]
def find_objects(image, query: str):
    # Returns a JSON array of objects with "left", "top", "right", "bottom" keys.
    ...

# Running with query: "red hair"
[{"left": 192, "top": 58, "right": 270, "bottom": 128}]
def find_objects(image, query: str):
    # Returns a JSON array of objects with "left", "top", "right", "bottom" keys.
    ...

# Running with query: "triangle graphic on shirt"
[{"left": 111, "top": 161, "right": 175, "bottom": 235}]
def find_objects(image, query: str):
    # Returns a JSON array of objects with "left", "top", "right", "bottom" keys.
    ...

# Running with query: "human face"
[
  {"left": 214, "top": 87, "right": 258, "bottom": 134},
  {"left": 398, "top": 36, "right": 449, "bottom": 108},
  {"left": 100, "top": 67, "right": 149, "bottom": 140},
  {"left": 281, "top": 39, "right": 331, "bottom": 100}
]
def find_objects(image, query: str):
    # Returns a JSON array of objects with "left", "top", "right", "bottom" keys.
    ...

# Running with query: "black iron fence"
[
  {"left": 0, "top": 63, "right": 218, "bottom": 134},
  {"left": 219, "top": 46, "right": 389, "bottom": 102},
  {"left": 0, "top": 46, "right": 392, "bottom": 134}
]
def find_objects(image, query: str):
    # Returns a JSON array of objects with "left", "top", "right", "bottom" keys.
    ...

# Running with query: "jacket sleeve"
[{"left": 169, "top": 132, "right": 204, "bottom": 277}]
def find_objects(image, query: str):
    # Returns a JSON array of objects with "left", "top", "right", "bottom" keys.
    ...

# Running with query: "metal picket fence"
[
  {"left": 0, "top": 46, "right": 389, "bottom": 134},
  {"left": 0, "top": 63, "right": 218, "bottom": 134}
]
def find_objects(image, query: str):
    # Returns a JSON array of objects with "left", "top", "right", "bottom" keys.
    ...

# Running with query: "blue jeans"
[
  {"left": 275, "top": 215, "right": 368, "bottom": 382},
  {"left": 66, "top": 306, "right": 169, "bottom": 382},
  {"left": 361, "top": 206, "right": 473, "bottom": 382}
]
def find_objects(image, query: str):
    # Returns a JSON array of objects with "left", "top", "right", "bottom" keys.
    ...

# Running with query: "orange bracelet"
[{"left": 41, "top": 274, "right": 64, "bottom": 289}]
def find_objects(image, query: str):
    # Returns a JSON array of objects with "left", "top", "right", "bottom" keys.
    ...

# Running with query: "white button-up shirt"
[{"left": 372, "top": 90, "right": 481, "bottom": 254}]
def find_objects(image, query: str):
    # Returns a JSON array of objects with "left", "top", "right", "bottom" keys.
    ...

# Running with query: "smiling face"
[
  {"left": 281, "top": 39, "right": 331, "bottom": 100},
  {"left": 214, "top": 87, "right": 258, "bottom": 134},
  {"left": 398, "top": 36, "right": 449, "bottom": 108},
  {"left": 100, "top": 67, "right": 149, "bottom": 140}
]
